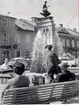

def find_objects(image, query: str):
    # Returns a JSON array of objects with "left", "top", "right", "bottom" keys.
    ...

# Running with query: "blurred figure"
[
  {"left": 5, "top": 58, "right": 9, "bottom": 65},
  {"left": 43, "top": 0, "right": 49, "bottom": 12},
  {"left": 44, "top": 73, "right": 53, "bottom": 84},
  {"left": 0, "top": 58, "right": 9, "bottom": 72},
  {"left": 40, "top": 0, "right": 51, "bottom": 17},
  {"left": 29, "top": 75, "right": 35, "bottom": 87},
  {"left": 1, "top": 62, "right": 30, "bottom": 99},
  {"left": 42, "top": 45, "right": 61, "bottom": 82},
  {"left": 54, "top": 62, "right": 76, "bottom": 83}
]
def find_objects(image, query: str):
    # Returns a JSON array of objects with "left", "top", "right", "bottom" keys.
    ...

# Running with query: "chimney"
[
  {"left": 59, "top": 24, "right": 63, "bottom": 27},
  {"left": 73, "top": 28, "right": 76, "bottom": 32}
]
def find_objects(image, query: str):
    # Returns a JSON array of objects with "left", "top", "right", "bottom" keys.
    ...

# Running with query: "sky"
[{"left": 0, "top": 0, "right": 78, "bottom": 31}]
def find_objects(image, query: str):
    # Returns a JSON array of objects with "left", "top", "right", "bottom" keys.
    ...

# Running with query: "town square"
[{"left": 0, "top": 0, "right": 79, "bottom": 104}]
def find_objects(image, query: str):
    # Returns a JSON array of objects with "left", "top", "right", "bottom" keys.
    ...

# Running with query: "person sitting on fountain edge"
[
  {"left": 54, "top": 62, "right": 76, "bottom": 83},
  {"left": 1, "top": 62, "right": 30, "bottom": 99},
  {"left": 43, "top": 44, "right": 61, "bottom": 83}
]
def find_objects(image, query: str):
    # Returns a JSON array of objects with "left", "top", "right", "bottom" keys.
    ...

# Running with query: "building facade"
[
  {"left": 0, "top": 16, "right": 36, "bottom": 64},
  {"left": 0, "top": 14, "right": 78, "bottom": 65},
  {"left": 15, "top": 20, "right": 79, "bottom": 59},
  {"left": 0, "top": 15, "right": 16, "bottom": 64},
  {"left": 57, "top": 24, "right": 79, "bottom": 58},
  {"left": 15, "top": 19, "right": 36, "bottom": 58}
]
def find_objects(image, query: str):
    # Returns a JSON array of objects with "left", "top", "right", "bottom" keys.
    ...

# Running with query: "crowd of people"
[{"left": 1, "top": 44, "right": 76, "bottom": 100}]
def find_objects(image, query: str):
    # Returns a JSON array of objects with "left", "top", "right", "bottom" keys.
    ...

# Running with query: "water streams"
[
  {"left": 30, "top": 27, "right": 63, "bottom": 73},
  {"left": 54, "top": 31, "right": 64, "bottom": 56}
]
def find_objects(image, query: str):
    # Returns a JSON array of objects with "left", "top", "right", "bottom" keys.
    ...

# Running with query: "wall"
[
  {"left": 15, "top": 28, "right": 35, "bottom": 58},
  {"left": 59, "top": 33, "right": 79, "bottom": 58},
  {"left": 0, "top": 15, "right": 16, "bottom": 64}
]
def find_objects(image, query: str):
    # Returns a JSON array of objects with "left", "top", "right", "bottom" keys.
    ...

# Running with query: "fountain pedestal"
[{"left": 31, "top": 16, "right": 55, "bottom": 46}]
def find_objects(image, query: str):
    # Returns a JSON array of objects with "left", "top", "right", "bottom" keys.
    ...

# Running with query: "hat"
[
  {"left": 44, "top": 0, "right": 47, "bottom": 3},
  {"left": 45, "top": 45, "right": 53, "bottom": 50},
  {"left": 60, "top": 62, "right": 69, "bottom": 67}
]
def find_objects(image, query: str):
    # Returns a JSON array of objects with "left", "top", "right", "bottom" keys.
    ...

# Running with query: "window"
[
  {"left": 5, "top": 20, "right": 7, "bottom": 26},
  {"left": 2, "top": 19, "right": 9, "bottom": 27},
  {"left": 60, "top": 38, "right": 62, "bottom": 42},
  {"left": 72, "top": 40, "right": 75, "bottom": 47},
  {"left": 16, "top": 51, "right": 20, "bottom": 57},
  {"left": 77, "top": 51, "right": 79, "bottom": 57},
  {"left": 72, "top": 51, "right": 75, "bottom": 58},
  {"left": 62, "top": 38, "right": 65, "bottom": 47},
  {"left": 2, "top": 19, "right": 5, "bottom": 26},
  {"left": 0, "top": 78, "right": 2, "bottom": 84},
  {"left": 8, "top": 20, "right": 9, "bottom": 26},
  {"left": 77, "top": 41, "right": 79, "bottom": 48},
  {"left": 15, "top": 33, "right": 20, "bottom": 43},
  {"left": 26, "top": 51, "right": 30, "bottom": 58},
  {"left": 66, "top": 39, "right": 70, "bottom": 47},
  {"left": 3, "top": 33, "right": 9, "bottom": 43},
  {"left": 27, "top": 35, "right": 31, "bottom": 43}
]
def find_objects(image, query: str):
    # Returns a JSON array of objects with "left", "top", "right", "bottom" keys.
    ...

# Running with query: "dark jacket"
[
  {"left": 43, "top": 51, "right": 61, "bottom": 79},
  {"left": 54, "top": 70, "right": 76, "bottom": 83}
]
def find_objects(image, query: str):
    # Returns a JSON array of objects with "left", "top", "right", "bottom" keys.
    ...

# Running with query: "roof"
[
  {"left": 67, "top": 28, "right": 79, "bottom": 36},
  {"left": 15, "top": 19, "right": 36, "bottom": 31},
  {"left": 20, "top": 19, "right": 36, "bottom": 27},
  {"left": 56, "top": 27, "right": 70, "bottom": 34},
  {"left": 56, "top": 26, "right": 79, "bottom": 37},
  {"left": 0, "top": 14, "right": 16, "bottom": 19}
]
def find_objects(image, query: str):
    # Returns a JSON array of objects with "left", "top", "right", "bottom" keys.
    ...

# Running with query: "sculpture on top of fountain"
[{"left": 40, "top": 0, "right": 51, "bottom": 17}]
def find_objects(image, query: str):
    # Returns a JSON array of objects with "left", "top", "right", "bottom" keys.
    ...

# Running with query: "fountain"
[
  {"left": 30, "top": 24, "right": 63, "bottom": 73},
  {"left": 30, "top": 1, "right": 64, "bottom": 73}
]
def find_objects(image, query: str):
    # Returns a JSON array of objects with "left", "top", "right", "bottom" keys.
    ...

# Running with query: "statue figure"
[
  {"left": 40, "top": 0, "right": 51, "bottom": 17},
  {"left": 43, "top": 1, "right": 49, "bottom": 13}
]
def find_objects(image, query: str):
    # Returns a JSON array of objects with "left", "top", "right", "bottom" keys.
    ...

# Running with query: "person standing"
[{"left": 42, "top": 45, "right": 61, "bottom": 82}]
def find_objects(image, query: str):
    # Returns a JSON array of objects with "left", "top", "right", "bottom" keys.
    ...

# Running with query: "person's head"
[
  {"left": 60, "top": 62, "right": 69, "bottom": 72},
  {"left": 14, "top": 62, "right": 25, "bottom": 75},
  {"left": 48, "top": 45, "right": 53, "bottom": 51},
  {"left": 45, "top": 45, "right": 53, "bottom": 51},
  {"left": 44, "top": 0, "right": 47, "bottom": 4}
]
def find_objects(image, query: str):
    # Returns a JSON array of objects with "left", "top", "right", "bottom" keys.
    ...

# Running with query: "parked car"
[
  {"left": 8, "top": 57, "right": 28, "bottom": 69},
  {"left": 59, "top": 56, "right": 78, "bottom": 67},
  {"left": 67, "top": 60, "right": 77, "bottom": 67},
  {"left": 0, "top": 63, "right": 10, "bottom": 72},
  {"left": 0, "top": 57, "right": 32, "bottom": 72},
  {"left": 59, "top": 56, "right": 69, "bottom": 62}
]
